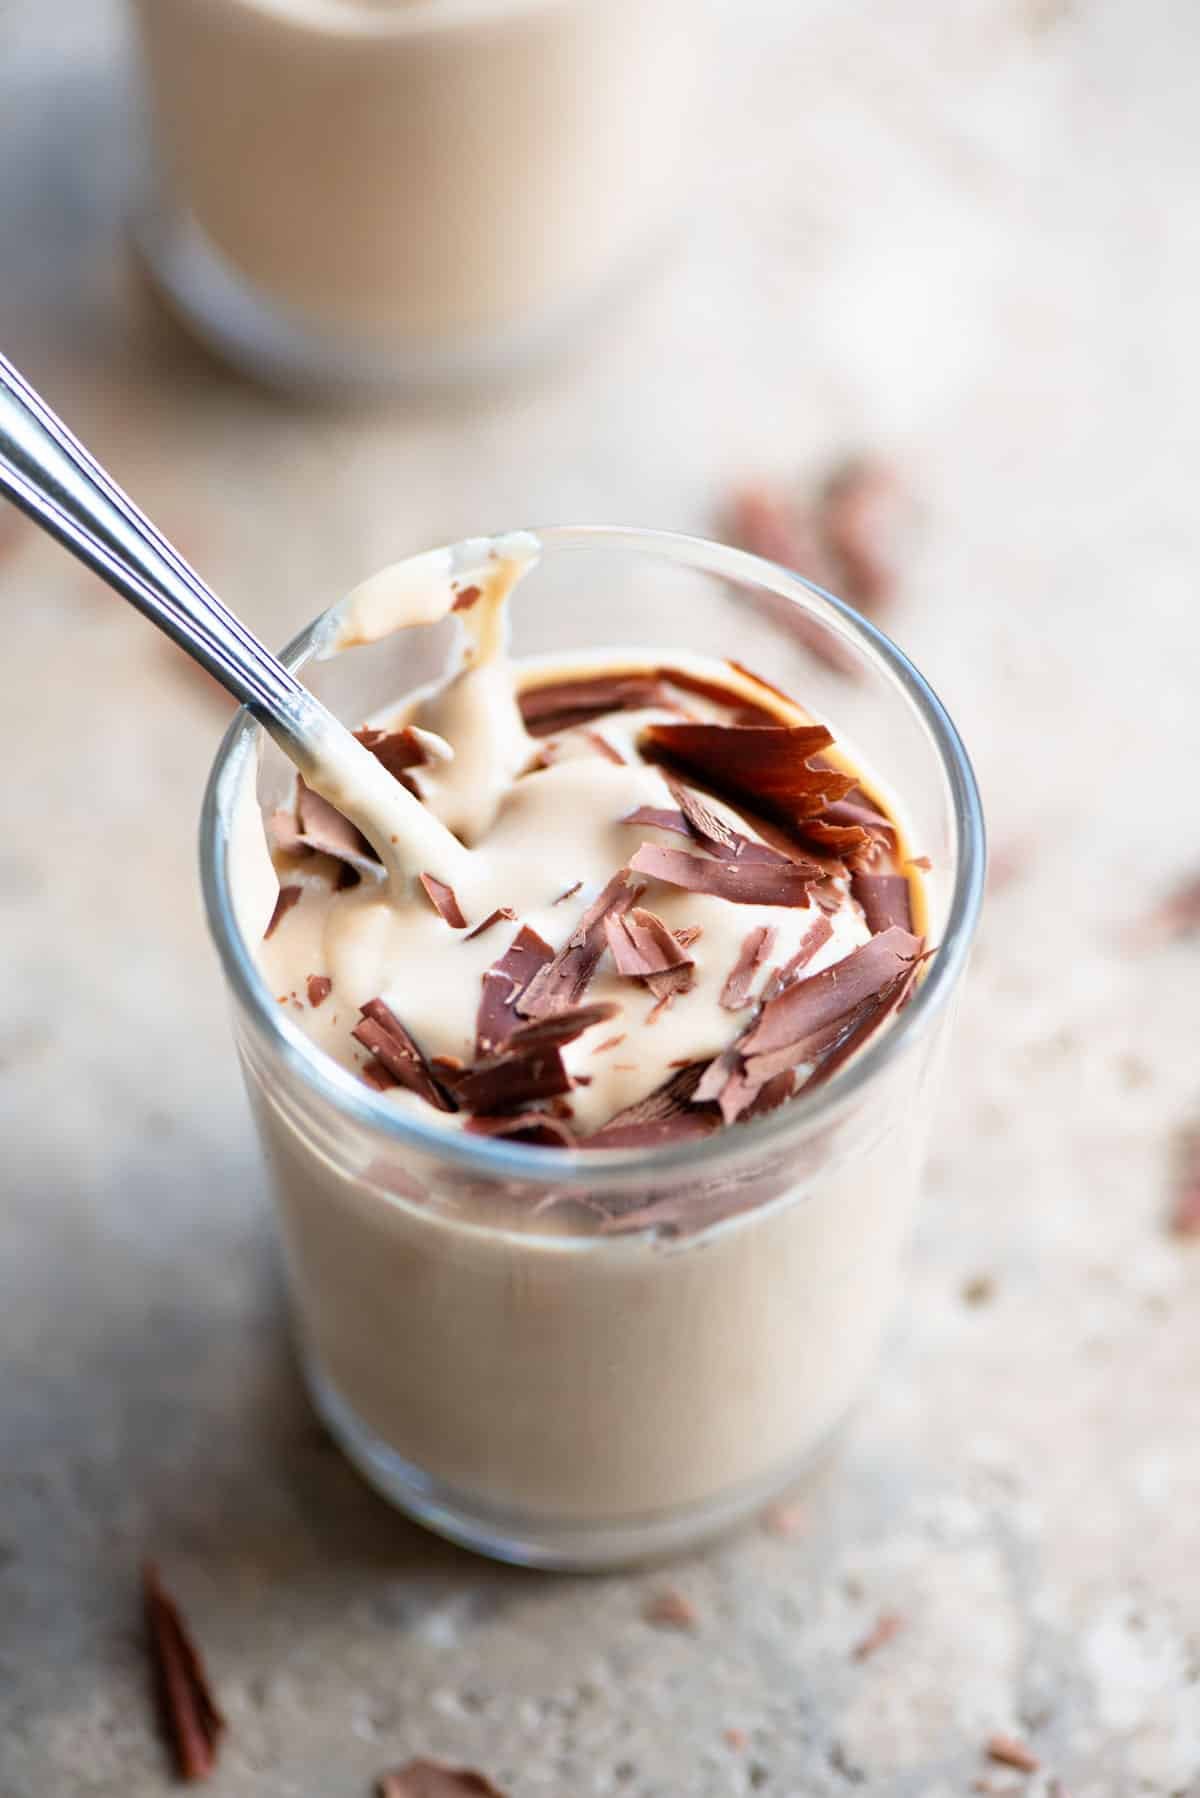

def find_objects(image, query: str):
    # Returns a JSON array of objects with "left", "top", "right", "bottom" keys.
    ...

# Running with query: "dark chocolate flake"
[
  {"left": 727, "top": 486, "right": 861, "bottom": 676},
  {"left": 419, "top": 871, "right": 469, "bottom": 929},
  {"left": 451, "top": 583, "right": 482, "bottom": 611},
  {"left": 740, "top": 927, "right": 922, "bottom": 1084},
  {"left": 851, "top": 870, "right": 914, "bottom": 935},
  {"left": 720, "top": 925, "right": 777, "bottom": 1010},
  {"left": 464, "top": 906, "right": 516, "bottom": 941},
  {"left": 604, "top": 906, "right": 696, "bottom": 983},
  {"left": 448, "top": 1003, "right": 619, "bottom": 1116},
  {"left": 517, "top": 872, "right": 642, "bottom": 1017},
  {"left": 476, "top": 924, "right": 554, "bottom": 1055},
  {"left": 519, "top": 671, "right": 677, "bottom": 737},
  {"left": 263, "top": 884, "right": 302, "bottom": 940},
  {"left": 295, "top": 779, "right": 380, "bottom": 872},
  {"left": 629, "top": 841, "right": 819, "bottom": 906},
  {"left": 376, "top": 1761, "right": 509, "bottom": 1798},
  {"left": 641, "top": 720, "right": 856, "bottom": 827},
  {"left": 360, "top": 1059, "right": 399, "bottom": 1092},
  {"left": 701, "top": 927, "right": 923, "bottom": 1121},
  {"left": 352, "top": 1000, "right": 456, "bottom": 1111},
  {"left": 761, "top": 914, "right": 834, "bottom": 997},
  {"left": 306, "top": 974, "right": 332, "bottom": 1008},
  {"left": 583, "top": 1063, "right": 722, "bottom": 1151},
  {"left": 143, "top": 1561, "right": 225, "bottom": 1783},
  {"left": 821, "top": 456, "right": 910, "bottom": 616},
  {"left": 1170, "top": 1125, "right": 1200, "bottom": 1237},
  {"left": 354, "top": 725, "right": 430, "bottom": 784},
  {"left": 463, "top": 1111, "right": 579, "bottom": 1147}
]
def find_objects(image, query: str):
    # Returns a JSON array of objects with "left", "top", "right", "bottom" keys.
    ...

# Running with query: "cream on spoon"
[{"left": 0, "top": 349, "right": 523, "bottom": 898}]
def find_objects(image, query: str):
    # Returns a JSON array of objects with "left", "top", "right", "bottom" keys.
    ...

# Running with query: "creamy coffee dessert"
[
  {"left": 252, "top": 546, "right": 925, "bottom": 1158},
  {"left": 131, "top": 0, "right": 706, "bottom": 379},
  {"left": 222, "top": 536, "right": 936, "bottom": 1554}
]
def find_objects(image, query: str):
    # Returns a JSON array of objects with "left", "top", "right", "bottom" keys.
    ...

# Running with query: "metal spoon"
[{"left": 0, "top": 351, "right": 471, "bottom": 885}]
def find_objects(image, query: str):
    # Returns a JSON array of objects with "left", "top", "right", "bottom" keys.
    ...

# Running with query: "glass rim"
[
  {"left": 199, "top": 523, "right": 986, "bottom": 1189},
  {"left": 225, "top": 0, "right": 583, "bottom": 40}
]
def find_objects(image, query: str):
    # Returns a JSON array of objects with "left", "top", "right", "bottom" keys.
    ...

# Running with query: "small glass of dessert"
[
  {"left": 201, "top": 526, "right": 984, "bottom": 1569},
  {"left": 128, "top": 0, "right": 710, "bottom": 388}
]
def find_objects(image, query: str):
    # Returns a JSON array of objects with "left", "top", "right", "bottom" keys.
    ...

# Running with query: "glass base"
[
  {"left": 131, "top": 194, "right": 661, "bottom": 396},
  {"left": 303, "top": 1350, "right": 849, "bottom": 1572}
]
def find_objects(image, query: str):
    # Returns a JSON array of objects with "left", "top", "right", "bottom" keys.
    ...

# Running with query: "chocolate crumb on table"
[
  {"left": 985, "top": 1732, "right": 1041, "bottom": 1773},
  {"left": 760, "top": 1497, "right": 806, "bottom": 1537},
  {"left": 142, "top": 1562, "right": 225, "bottom": 1782},
  {"left": 376, "top": 1760, "right": 509, "bottom": 1797},
  {"left": 1169, "top": 1123, "right": 1200, "bottom": 1236},
  {"left": 1145, "top": 869, "right": 1200, "bottom": 942},
  {"left": 851, "top": 1610, "right": 905, "bottom": 1661},
  {"left": 643, "top": 1587, "right": 700, "bottom": 1631}
]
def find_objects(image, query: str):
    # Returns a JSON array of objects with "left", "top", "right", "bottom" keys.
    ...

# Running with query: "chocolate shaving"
[
  {"left": 143, "top": 1561, "right": 225, "bottom": 1783},
  {"left": 701, "top": 928, "right": 923, "bottom": 1121},
  {"left": 621, "top": 805, "right": 693, "bottom": 839},
  {"left": 582, "top": 1063, "right": 720, "bottom": 1150},
  {"left": 476, "top": 924, "right": 554, "bottom": 1054},
  {"left": 376, "top": 1761, "right": 509, "bottom": 1798},
  {"left": 451, "top": 583, "right": 482, "bottom": 611},
  {"left": 1146, "top": 871, "right": 1200, "bottom": 943},
  {"left": 984, "top": 1734, "right": 1040, "bottom": 1774},
  {"left": 641, "top": 720, "right": 855, "bottom": 829},
  {"left": 668, "top": 778, "right": 797, "bottom": 865},
  {"left": 354, "top": 725, "right": 429, "bottom": 784},
  {"left": 353, "top": 1000, "right": 456, "bottom": 1111},
  {"left": 720, "top": 926, "right": 777, "bottom": 1009},
  {"left": 583, "top": 729, "right": 625, "bottom": 764},
  {"left": 646, "top": 964, "right": 696, "bottom": 1002},
  {"left": 464, "top": 906, "right": 516, "bottom": 941},
  {"left": 1169, "top": 1125, "right": 1200, "bottom": 1237},
  {"left": 553, "top": 880, "right": 583, "bottom": 905},
  {"left": 762, "top": 915, "right": 835, "bottom": 999},
  {"left": 419, "top": 871, "right": 468, "bottom": 929},
  {"left": 306, "top": 974, "right": 332, "bottom": 1008},
  {"left": 517, "top": 873, "right": 641, "bottom": 1017},
  {"left": 604, "top": 906, "right": 696, "bottom": 988},
  {"left": 360, "top": 1059, "right": 398, "bottom": 1091},
  {"left": 741, "top": 927, "right": 921, "bottom": 1072},
  {"left": 268, "top": 808, "right": 308, "bottom": 857},
  {"left": 263, "top": 884, "right": 301, "bottom": 940},
  {"left": 798, "top": 795, "right": 898, "bottom": 858},
  {"left": 623, "top": 794, "right": 798, "bottom": 868},
  {"left": 448, "top": 1003, "right": 618, "bottom": 1115},
  {"left": 852, "top": 1611, "right": 905, "bottom": 1662},
  {"left": 295, "top": 779, "right": 380, "bottom": 871},
  {"left": 519, "top": 671, "right": 676, "bottom": 737},
  {"left": 761, "top": 1497, "right": 806, "bottom": 1537},
  {"left": 643, "top": 1588, "right": 700, "bottom": 1632},
  {"left": 821, "top": 457, "right": 910, "bottom": 615},
  {"left": 464, "top": 1111, "right": 579, "bottom": 1147},
  {"left": 727, "top": 486, "right": 860, "bottom": 676},
  {"left": 851, "top": 871, "right": 913, "bottom": 935},
  {"left": 629, "top": 841, "right": 819, "bottom": 906}
]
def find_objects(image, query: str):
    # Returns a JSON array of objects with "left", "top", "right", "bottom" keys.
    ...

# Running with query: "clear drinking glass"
[
  {"left": 128, "top": 0, "right": 709, "bottom": 389},
  {"left": 200, "top": 526, "right": 985, "bottom": 1569}
]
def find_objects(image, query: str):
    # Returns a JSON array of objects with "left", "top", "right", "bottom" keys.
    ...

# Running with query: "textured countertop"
[{"left": 3, "top": 2, "right": 1199, "bottom": 1793}]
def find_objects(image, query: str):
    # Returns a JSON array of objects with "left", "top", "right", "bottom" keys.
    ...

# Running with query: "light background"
[{"left": 1, "top": 1, "right": 1199, "bottom": 1791}]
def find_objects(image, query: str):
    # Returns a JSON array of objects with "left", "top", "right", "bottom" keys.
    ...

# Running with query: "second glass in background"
[{"left": 129, "top": 0, "right": 710, "bottom": 388}]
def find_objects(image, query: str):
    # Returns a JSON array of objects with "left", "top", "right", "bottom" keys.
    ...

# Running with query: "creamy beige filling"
[{"left": 248, "top": 541, "right": 906, "bottom": 1138}]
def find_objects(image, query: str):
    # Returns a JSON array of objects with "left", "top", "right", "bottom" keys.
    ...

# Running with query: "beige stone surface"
[{"left": 2, "top": 1, "right": 1199, "bottom": 1792}]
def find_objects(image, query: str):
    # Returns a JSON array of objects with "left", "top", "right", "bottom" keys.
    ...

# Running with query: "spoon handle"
[{"left": 0, "top": 351, "right": 314, "bottom": 739}]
